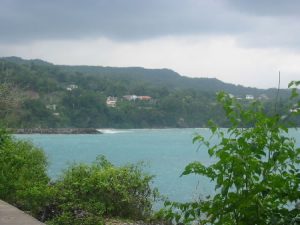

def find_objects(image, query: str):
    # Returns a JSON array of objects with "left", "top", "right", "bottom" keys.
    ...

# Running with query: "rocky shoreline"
[{"left": 10, "top": 128, "right": 102, "bottom": 134}]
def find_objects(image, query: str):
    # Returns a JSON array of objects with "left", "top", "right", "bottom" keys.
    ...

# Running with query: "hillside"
[{"left": 0, "top": 56, "right": 294, "bottom": 128}]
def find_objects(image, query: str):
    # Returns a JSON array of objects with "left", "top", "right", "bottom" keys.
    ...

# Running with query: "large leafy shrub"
[
  {"left": 46, "top": 156, "right": 158, "bottom": 225},
  {"left": 0, "top": 128, "right": 50, "bottom": 217},
  {"left": 163, "top": 82, "right": 300, "bottom": 225},
  {"left": 0, "top": 129, "right": 159, "bottom": 224}
]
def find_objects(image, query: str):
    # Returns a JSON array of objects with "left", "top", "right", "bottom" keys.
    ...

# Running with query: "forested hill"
[
  {"left": 54, "top": 63, "right": 280, "bottom": 97},
  {"left": 1, "top": 56, "right": 283, "bottom": 96},
  {"left": 0, "top": 56, "right": 294, "bottom": 128}
]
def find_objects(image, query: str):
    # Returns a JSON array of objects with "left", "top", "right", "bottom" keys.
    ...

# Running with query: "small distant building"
[
  {"left": 46, "top": 104, "right": 57, "bottom": 111},
  {"left": 123, "top": 95, "right": 152, "bottom": 101},
  {"left": 228, "top": 93, "right": 235, "bottom": 98},
  {"left": 123, "top": 95, "right": 138, "bottom": 101},
  {"left": 66, "top": 84, "right": 78, "bottom": 91},
  {"left": 245, "top": 95, "right": 254, "bottom": 100},
  {"left": 258, "top": 94, "right": 269, "bottom": 100},
  {"left": 290, "top": 108, "right": 300, "bottom": 113},
  {"left": 53, "top": 112, "right": 60, "bottom": 116},
  {"left": 106, "top": 96, "right": 117, "bottom": 107},
  {"left": 137, "top": 96, "right": 152, "bottom": 101}
]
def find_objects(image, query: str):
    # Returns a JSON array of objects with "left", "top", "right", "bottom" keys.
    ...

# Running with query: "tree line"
[{"left": 0, "top": 57, "right": 297, "bottom": 128}]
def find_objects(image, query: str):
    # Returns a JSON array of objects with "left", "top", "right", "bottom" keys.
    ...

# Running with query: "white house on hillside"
[
  {"left": 245, "top": 95, "right": 254, "bottom": 100},
  {"left": 123, "top": 95, "right": 138, "bottom": 101},
  {"left": 46, "top": 104, "right": 57, "bottom": 111},
  {"left": 66, "top": 84, "right": 78, "bottom": 91},
  {"left": 106, "top": 96, "right": 117, "bottom": 107}
]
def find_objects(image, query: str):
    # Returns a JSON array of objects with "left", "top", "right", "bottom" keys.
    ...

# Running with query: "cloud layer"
[
  {"left": 2, "top": 0, "right": 299, "bottom": 49},
  {"left": 1, "top": 0, "right": 300, "bottom": 88}
]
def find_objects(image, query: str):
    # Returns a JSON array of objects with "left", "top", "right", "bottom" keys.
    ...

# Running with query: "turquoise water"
[{"left": 15, "top": 128, "right": 300, "bottom": 204}]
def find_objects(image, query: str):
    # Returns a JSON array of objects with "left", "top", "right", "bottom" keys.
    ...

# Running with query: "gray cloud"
[
  {"left": 0, "top": 0, "right": 249, "bottom": 42},
  {"left": 224, "top": 0, "right": 300, "bottom": 49},
  {"left": 225, "top": 0, "right": 300, "bottom": 16},
  {"left": 1, "top": 0, "right": 300, "bottom": 51},
  {"left": 237, "top": 17, "right": 300, "bottom": 49}
]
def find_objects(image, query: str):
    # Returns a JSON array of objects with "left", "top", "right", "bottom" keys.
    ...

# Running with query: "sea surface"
[{"left": 15, "top": 128, "right": 300, "bottom": 206}]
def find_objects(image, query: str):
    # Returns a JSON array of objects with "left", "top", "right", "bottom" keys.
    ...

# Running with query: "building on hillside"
[
  {"left": 46, "top": 104, "right": 57, "bottom": 111},
  {"left": 66, "top": 84, "right": 78, "bottom": 91},
  {"left": 106, "top": 96, "right": 117, "bottom": 107},
  {"left": 137, "top": 96, "right": 152, "bottom": 101},
  {"left": 290, "top": 108, "right": 300, "bottom": 113},
  {"left": 245, "top": 95, "right": 254, "bottom": 100},
  {"left": 123, "top": 95, "right": 138, "bottom": 101}
]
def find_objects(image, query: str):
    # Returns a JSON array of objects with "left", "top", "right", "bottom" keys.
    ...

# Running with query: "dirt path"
[{"left": 0, "top": 200, "right": 45, "bottom": 225}]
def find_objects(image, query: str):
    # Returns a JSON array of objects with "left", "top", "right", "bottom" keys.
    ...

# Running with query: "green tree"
[
  {"left": 46, "top": 156, "right": 159, "bottom": 225},
  {"left": 0, "top": 129, "right": 50, "bottom": 217},
  {"left": 163, "top": 82, "right": 300, "bottom": 225},
  {"left": 20, "top": 99, "right": 58, "bottom": 128},
  {"left": 0, "top": 83, "right": 21, "bottom": 125}
]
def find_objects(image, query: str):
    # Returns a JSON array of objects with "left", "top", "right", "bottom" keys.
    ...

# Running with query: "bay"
[{"left": 15, "top": 128, "right": 300, "bottom": 205}]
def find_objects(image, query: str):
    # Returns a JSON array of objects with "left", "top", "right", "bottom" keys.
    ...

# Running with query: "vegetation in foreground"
[
  {"left": 1, "top": 78, "right": 300, "bottom": 224},
  {"left": 0, "top": 128, "right": 50, "bottom": 216},
  {"left": 161, "top": 81, "right": 300, "bottom": 224},
  {"left": 0, "top": 130, "right": 160, "bottom": 225}
]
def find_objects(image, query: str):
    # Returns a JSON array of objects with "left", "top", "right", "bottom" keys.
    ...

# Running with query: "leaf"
[
  {"left": 288, "top": 81, "right": 295, "bottom": 88},
  {"left": 208, "top": 120, "right": 218, "bottom": 134},
  {"left": 208, "top": 147, "right": 215, "bottom": 156},
  {"left": 181, "top": 162, "right": 207, "bottom": 176},
  {"left": 193, "top": 135, "right": 204, "bottom": 144}
]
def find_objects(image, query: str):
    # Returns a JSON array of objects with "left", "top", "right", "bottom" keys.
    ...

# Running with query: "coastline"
[
  {"left": 9, "top": 127, "right": 300, "bottom": 134},
  {"left": 9, "top": 128, "right": 102, "bottom": 134}
]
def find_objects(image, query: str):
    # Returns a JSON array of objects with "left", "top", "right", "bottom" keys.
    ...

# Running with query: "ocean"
[{"left": 15, "top": 128, "right": 300, "bottom": 205}]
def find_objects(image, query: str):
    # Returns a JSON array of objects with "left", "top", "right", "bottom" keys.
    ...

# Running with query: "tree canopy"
[{"left": 162, "top": 82, "right": 300, "bottom": 225}]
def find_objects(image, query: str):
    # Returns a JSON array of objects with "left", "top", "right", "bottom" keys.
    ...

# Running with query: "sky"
[{"left": 1, "top": 0, "right": 300, "bottom": 88}]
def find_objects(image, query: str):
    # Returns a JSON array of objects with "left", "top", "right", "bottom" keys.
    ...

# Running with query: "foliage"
[
  {"left": 45, "top": 156, "right": 158, "bottom": 225},
  {"left": 163, "top": 83, "right": 300, "bottom": 225},
  {"left": 1, "top": 57, "right": 296, "bottom": 129},
  {"left": 0, "top": 128, "right": 159, "bottom": 224},
  {"left": 0, "top": 128, "right": 50, "bottom": 217}
]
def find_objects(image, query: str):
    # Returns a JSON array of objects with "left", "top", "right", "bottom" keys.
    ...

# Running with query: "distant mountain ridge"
[
  {"left": 2, "top": 56, "right": 53, "bottom": 66},
  {"left": 0, "top": 56, "right": 286, "bottom": 98}
]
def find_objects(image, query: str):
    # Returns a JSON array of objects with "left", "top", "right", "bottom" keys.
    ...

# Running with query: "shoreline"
[
  {"left": 10, "top": 128, "right": 102, "bottom": 134},
  {"left": 9, "top": 127, "right": 300, "bottom": 134}
]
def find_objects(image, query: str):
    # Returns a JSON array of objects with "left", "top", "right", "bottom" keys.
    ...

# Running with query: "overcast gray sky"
[{"left": 1, "top": 0, "right": 300, "bottom": 88}]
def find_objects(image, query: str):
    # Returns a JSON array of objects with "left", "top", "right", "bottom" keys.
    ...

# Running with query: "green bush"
[
  {"left": 0, "top": 128, "right": 159, "bottom": 224},
  {"left": 0, "top": 128, "right": 50, "bottom": 217},
  {"left": 45, "top": 156, "right": 158, "bottom": 225},
  {"left": 163, "top": 82, "right": 300, "bottom": 225}
]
